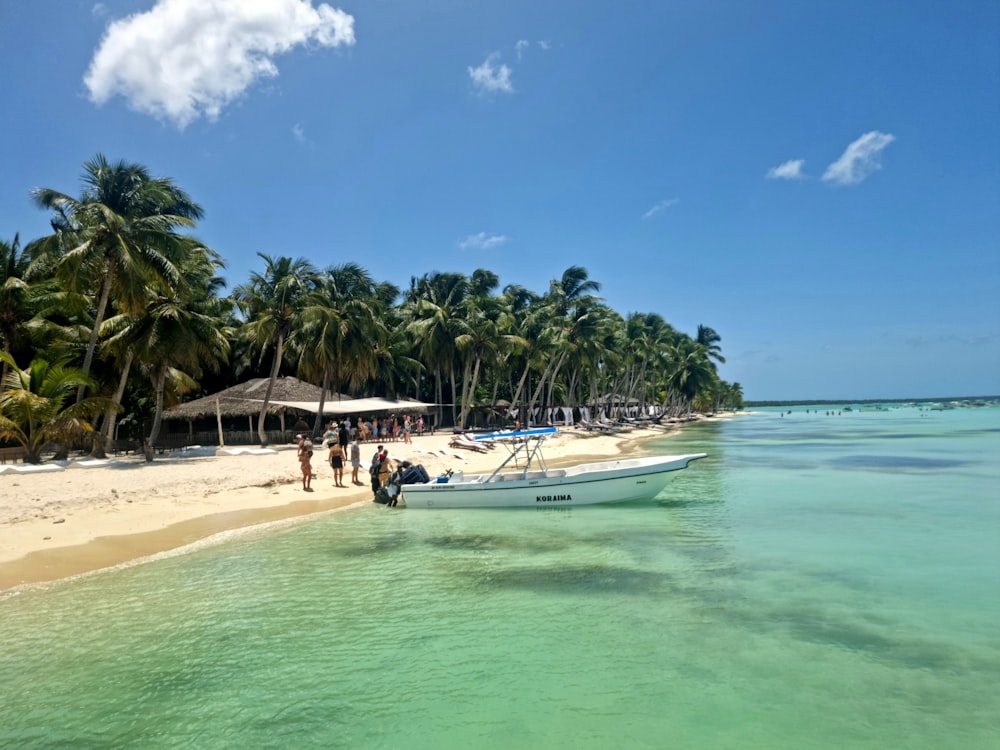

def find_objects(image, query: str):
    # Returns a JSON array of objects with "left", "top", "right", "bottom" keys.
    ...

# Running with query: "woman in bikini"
[{"left": 328, "top": 439, "right": 345, "bottom": 487}]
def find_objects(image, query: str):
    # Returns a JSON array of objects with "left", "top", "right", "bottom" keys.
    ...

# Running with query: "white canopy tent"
[{"left": 262, "top": 397, "right": 433, "bottom": 415}]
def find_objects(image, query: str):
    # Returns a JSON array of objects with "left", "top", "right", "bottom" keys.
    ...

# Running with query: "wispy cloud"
[
  {"left": 292, "top": 123, "right": 308, "bottom": 144},
  {"left": 515, "top": 39, "right": 550, "bottom": 59},
  {"left": 906, "top": 333, "right": 995, "bottom": 348},
  {"left": 458, "top": 232, "right": 508, "bottom": 250},
  {"left": 84, "top": 0, "right": 355, "bottom": 128},
  {"left": 642, "top": 198, "right": 679, "bottom": 219},
  {"left": 468, "top": 53, "right": 513, "bottom": 94},
  {"left": 822, "top": 131, "right": 895, "bottom": 186},
  {"left": 766, "top": 159, "right": 806, "bottom": 180},
  {"left": 91, "top": 3, "right": 109, "bottom": 17}
]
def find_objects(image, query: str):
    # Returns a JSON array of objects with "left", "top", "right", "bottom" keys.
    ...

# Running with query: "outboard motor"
[{"left": 401, "top": 463, "right": 430, "bottom": 484}]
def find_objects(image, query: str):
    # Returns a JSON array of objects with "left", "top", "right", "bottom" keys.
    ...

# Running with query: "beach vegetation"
[
  {"left": 102, "top": 248, "right": 232, "bottom": 456},
  {"left": 232, "top": 254, "right": 320, "bottom": 446},
  {"left": 0, "top": 353, "right": 118, "bottom": 463},
  {"left": 294, "top": 262, "right": 386, "bottom": 435},
  {"left": 0, "top": 234, "right": 33, "bottom": 384},
  {"left": 28, "top": 154, "right": 205, "bottom": 403},
  {"left": 2, "top": 157, "right": 744, "bottom": 457}
]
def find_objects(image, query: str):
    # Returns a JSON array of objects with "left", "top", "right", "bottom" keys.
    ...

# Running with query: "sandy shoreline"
[{"left": 0, "top": 422, "right": 710, "bottom": 592}]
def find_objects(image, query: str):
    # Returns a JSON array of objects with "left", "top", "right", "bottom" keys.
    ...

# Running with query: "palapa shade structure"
[
  {"left": 165, "top": 377, "right": 347, "bottom": 420},
  {"left": 164, "top": 377, "right": 349, "bottom": 445},
  {"left": 164, "top": 377, "right": 432, "bottom": 446}
]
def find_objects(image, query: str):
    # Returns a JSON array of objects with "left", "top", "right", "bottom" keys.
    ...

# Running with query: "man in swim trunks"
[{"left": 350, "top": 438, "right": 362, "bottom": 485}]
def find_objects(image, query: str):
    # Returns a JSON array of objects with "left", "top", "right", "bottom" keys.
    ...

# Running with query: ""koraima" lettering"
[{"left": 536, "top": 494, "right": 572, "bottom": 503}]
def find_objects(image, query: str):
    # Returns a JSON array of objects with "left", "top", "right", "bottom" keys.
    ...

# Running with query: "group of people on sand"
[
  {"left": 355, "top": 414, "right": 421, "bottom": 444},
  {"left": 298, "top": 419, "right": 401, "bottom": 491},
  {"left": 295, "top": 428, "right": 400, "bottom": 501}
]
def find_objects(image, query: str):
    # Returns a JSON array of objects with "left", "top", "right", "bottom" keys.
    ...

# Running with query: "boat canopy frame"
[{"left": 473, "top": 427, "right": 557, "bottom": 482}]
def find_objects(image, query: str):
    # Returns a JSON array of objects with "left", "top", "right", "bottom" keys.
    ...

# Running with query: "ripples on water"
[{"left": 1, "top": 406, "right": 998, "bottom": 748}]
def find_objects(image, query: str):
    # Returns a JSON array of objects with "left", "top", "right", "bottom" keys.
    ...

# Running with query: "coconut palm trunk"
[
  {"left": 258, "top": 333, "right": 285, "bottom": 446},
  {"left": 100, "top": 351, "right": 134, "bottom": 452}
]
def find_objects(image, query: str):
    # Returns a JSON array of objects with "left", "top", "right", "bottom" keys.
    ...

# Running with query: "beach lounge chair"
[
  {"left": 463, "top": 432, "right": 496, "bottom": 448},
  {"left": 449, "top": 436, "right": 491, "bottom": 453}
]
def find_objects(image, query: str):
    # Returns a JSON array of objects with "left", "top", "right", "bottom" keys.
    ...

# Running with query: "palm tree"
[
  {"left": 29, "top": 154, "right": 204, "bottom": 401},
  {"left": 665, "top": 337, "right": 718, "bottom": 408},
  {"left": 696, "top": 324, "right": 726, "bottom": 364},
  {"left": 403, "top": 272, "right": 469, "bottom": 427},
  {"left": 296, "top": 262, "right": 383, "bottom": 434},
  {"left": 104, "top": 296, "right": 230, "bottom": 455},
  {"left": 0, "top": 234, "right": 33, "bottom": 383},
  {"left": 523, "top": 266, "right": 603, "bottom": 423},
  {"left": 619, "top": 312, "right": 679, "bottom": 416},
  {"left": 232, "top": 254, "right": 319, "bottom": 445},
  {"left": 102, "top": 247, "right": 231, "bottom": 455},
  {"left": 455, "top": 295, "right": 526, "bottom": 428},
  {"left": 550, "top": 265, "right": 601, "bottom": 317},
  {"left": 0, "top": 353, "right": 117, "bottom": 463},
  {"left": 721, "top": 381, "right": 744, "bottom": 410}
]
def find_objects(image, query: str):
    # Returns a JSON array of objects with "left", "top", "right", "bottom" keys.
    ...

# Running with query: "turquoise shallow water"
[{"left": 1, "top": 406, "right": 998, "bottom": 748}]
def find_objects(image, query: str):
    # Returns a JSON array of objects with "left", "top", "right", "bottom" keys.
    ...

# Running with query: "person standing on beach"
[
  {"left": 350, "top": 437, "right": 362, "bottom": 485},
  {"left": 370, "top": 445, "right": 386, "bottom": 496},
  {"left": 328, "top": 438, "right": 345, "bottom": 487},
  {"left": 378, "top": 448, "right": 394, "bottom": 488},
  {"left": 323, "top": 421, "right": 337, "bottom": 450},
  {"left": 403, "top": 415, "right": 412, "bottom": 444},
  {"left": 338, "top": 422, "right": 349, "bottom": 458},
  {"left": 297, "top": 434, "right": 313, "bottom": 491}
]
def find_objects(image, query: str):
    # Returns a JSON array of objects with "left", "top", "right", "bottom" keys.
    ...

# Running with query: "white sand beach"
[{"left": 0, "top": 422, "right": 711, "bottom": 591}]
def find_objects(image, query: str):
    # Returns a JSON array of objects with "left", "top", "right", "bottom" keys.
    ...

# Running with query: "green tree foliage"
[
  {"left": 0, "top": 353, "right": 118, "bottom": 463},
  {"left": 233, "top": 254, "right": 320, "bottom": 445},
  {"left": 4, "top": 158, "right": 742, "bottom": 450}
]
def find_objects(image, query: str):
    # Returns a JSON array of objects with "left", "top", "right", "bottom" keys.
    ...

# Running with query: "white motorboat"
[{"left": 397, "top": 427, "right": 707, "bottom": 509}]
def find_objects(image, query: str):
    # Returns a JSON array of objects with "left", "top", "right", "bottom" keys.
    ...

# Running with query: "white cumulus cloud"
[
  {"left": 84, "top": 0, "right": 355, "bottom": 128},
  {"left": 468, "top": 53, "right": 514, "bottom": 94},
  {"left": 766, "top": 159, "right": 806, "bottom": 180},
  {"left": 822, "top": 131, "right": 895, "bottom": 186},
  {"left": 458, "top": 232, "right": 508, "bottom": 250},
  {"left": 642, "top": 198, "right": 679, "bottom": 219}
]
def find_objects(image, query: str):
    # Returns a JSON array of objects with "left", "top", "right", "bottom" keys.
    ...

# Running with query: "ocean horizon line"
[{"left": 745, "top": 395, "right": 999, "bottom": 407}]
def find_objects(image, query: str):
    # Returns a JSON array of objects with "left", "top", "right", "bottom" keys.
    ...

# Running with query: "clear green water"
[{"left": 2, "top": 406, "right": 998, "bottom": 748}]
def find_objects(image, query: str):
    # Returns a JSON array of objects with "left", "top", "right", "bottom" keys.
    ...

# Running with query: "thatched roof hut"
[{"left": 165, "top": 377, "right": 350, "bottom": 420}]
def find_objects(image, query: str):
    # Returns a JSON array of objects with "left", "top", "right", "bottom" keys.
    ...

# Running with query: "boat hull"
[{"left": 399, "top": 454, "right": 707, "bottom": 508}]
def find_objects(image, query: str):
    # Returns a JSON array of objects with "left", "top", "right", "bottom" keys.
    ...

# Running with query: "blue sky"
[{"left": 2, "top": 0, "right": 998, "bottom": 401}]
